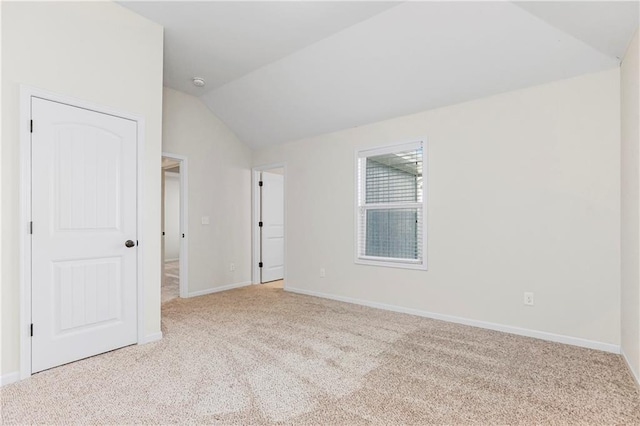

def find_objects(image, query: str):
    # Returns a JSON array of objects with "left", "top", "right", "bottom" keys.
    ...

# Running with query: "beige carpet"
[
  {"left": 163, "top": 260, "right": 180, "bottom": 303},
  {"left": 262, "top": 279, "right": 284, "bottom": 289},
  {"left": 2, "top": 285, "right": 639, "bottom": 424}
]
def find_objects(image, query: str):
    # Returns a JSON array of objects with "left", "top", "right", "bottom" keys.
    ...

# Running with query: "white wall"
[
  {"left": 621, "top": 28, "right": 640, "bottom": 383},
  {"left": 164, "top": 172, "right": 181, "bottom": 261},
  {"left": 162, "top": 88, "right": 252, "bottom": 294},
  {"left": 1, "top": 2, "right": 164, "bottom": 378},
  {"left": 253, "top": 68, "right": 621, "bottom": 348}
]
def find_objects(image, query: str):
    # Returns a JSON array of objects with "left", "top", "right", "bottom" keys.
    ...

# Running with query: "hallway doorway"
[{"left": 162, "top": 154, "right": 188, "bottom": 301}]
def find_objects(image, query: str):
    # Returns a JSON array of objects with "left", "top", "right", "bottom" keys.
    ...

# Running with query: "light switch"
[{"left": 201, "top": 216, "right": 210, "bottom": 225}]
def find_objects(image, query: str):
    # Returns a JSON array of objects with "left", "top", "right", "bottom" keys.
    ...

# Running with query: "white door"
[
  {"left": 261, "top": 171, "right": 284, "bottom": 282},
  {"left": 31, "top": 97, "right": 138, "bottom": 373}
]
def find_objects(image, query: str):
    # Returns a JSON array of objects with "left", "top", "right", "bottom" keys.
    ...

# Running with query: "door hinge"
[
  {"left": 259, "top": 181, "right": 263, "bottom": 187},
  {"left": 162, "top": 231, "right": 165, "bottom": 236},
  {"left": 30, "top": 324, "right": 33, "bottom": 337},
  {"left": 136, "top": 240, "right": 139, "bottom": 246},
  {"left": 29, "top": 221, "right": 33, "bottom": 235},
  {"left": 30, "top": 120, "right": 33, "bottom": 133},
  {"left": 258, "top": 221, "right": 263, "bottom": 227},
  {"left": 258, "top": 262, "right": 263, "bottom": 268}
]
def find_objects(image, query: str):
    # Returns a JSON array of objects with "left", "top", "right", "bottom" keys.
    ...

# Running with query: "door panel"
[
  {"left": 54, "top": 258, "right": 121, "bottom": 332},
  {"left": 55, "top": 126, "right": 121, "bottom": 230},
  {"left": 262, "top": 172, "right": 284, "bottom": 282},
  {"left": 31, "top": 97, "right": 138, "bottom": 373}
]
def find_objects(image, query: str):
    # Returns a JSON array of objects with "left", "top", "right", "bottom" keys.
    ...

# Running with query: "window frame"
[{"left": 354, "top": 140, "right": 428, "bottom": 270}]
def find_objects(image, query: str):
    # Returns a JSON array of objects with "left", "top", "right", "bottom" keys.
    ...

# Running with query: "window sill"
[{"left": 354, "top": 257, "right": 428, "bottom": 271}]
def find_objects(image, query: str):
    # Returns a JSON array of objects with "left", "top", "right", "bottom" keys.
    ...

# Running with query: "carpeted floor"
[
  {"left": 262, "top": 279, "right": 284, "bottom": 289},
  {"left": 163, "top": 260, "right": 180, "bottom": 303},
  {"left": 2, "top": 285, "right": 639, "bottom": 424}
]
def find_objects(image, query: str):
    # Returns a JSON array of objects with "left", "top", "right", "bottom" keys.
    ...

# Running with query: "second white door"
[{"left": 261, "top": 171, "right": 284, "bottom": 282}]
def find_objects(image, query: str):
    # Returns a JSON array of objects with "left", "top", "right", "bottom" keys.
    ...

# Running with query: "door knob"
[{"left": 125, "top": 240, "right": 135, "bottom": 248}]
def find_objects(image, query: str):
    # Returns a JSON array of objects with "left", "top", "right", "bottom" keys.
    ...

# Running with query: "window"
[{"left": 356, "top": 141, "right": 426, "bottom": 269}]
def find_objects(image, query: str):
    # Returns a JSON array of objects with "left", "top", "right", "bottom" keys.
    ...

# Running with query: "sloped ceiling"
[
  {"left": 120, "top": 1, "right": 639, "bottom": 149},
  {"left": 514, "top": 1, "right": 639, "bottom": 60},
  {"left": 120, "top": 1, "right": 399, "bottom": 95}
]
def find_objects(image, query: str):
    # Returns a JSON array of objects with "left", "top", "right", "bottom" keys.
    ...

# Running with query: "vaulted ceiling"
[{"left": 120, "top": 1, "right": 639, "bottom": 149}]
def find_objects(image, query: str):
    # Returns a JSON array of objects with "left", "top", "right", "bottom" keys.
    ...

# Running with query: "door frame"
[
  {"left": 19, "top": 85, "right": 146, "bottom": 380},
  {"left": 161, "top": 152, "right": 189, "bottom": 298},
  {"left": 251, "top": 163, "right": 287, "bottom": 287}
]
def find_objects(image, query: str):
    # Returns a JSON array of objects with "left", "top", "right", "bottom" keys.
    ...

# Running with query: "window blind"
[{"left": 357, "top": 143, "right": 424, "bottom": 265}]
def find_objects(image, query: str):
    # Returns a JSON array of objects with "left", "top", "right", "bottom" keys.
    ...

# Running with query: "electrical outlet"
[
  {"left": 320, "top": 268, "right": 326, "bottom": 278},
  {"left": 229, "top": 263, "right": 235, "bottom": 272},
  {"left": 524, "top": 292, "right": 534, "bottom": 306},
  {"left": 201, "top": 216, "right": 210, "bottom": 225}
]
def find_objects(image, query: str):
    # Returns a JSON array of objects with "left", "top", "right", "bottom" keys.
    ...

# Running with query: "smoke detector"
[{"left": 192, "top": 77, "right": 206, "bottom": 87}]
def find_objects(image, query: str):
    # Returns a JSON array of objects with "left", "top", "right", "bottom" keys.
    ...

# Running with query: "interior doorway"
[
  {"left": 162, "top": 153, "right": 188, "bottom": 301},
  {"left": 253, "top": 165, "right": 286, "bottom": 287}
]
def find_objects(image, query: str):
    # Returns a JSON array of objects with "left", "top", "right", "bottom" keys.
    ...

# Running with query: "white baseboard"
[
  {"left": 139, "top": 331, "right": 163, "bottom": 344},
  {"left": 1, "top": 372, "right": 20, "bottom": 386},
  {"left": 164, "top": 258, "right": 179, "bottom": 262},
  {"left": 622, "top": 349, "right": 640, "bottom": 388},
  {"left": 286, "top": 287, "right": 620, "bottom": 354},
  {"left": 187, "top": 281, "right": 251, "bottom": 298}
]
